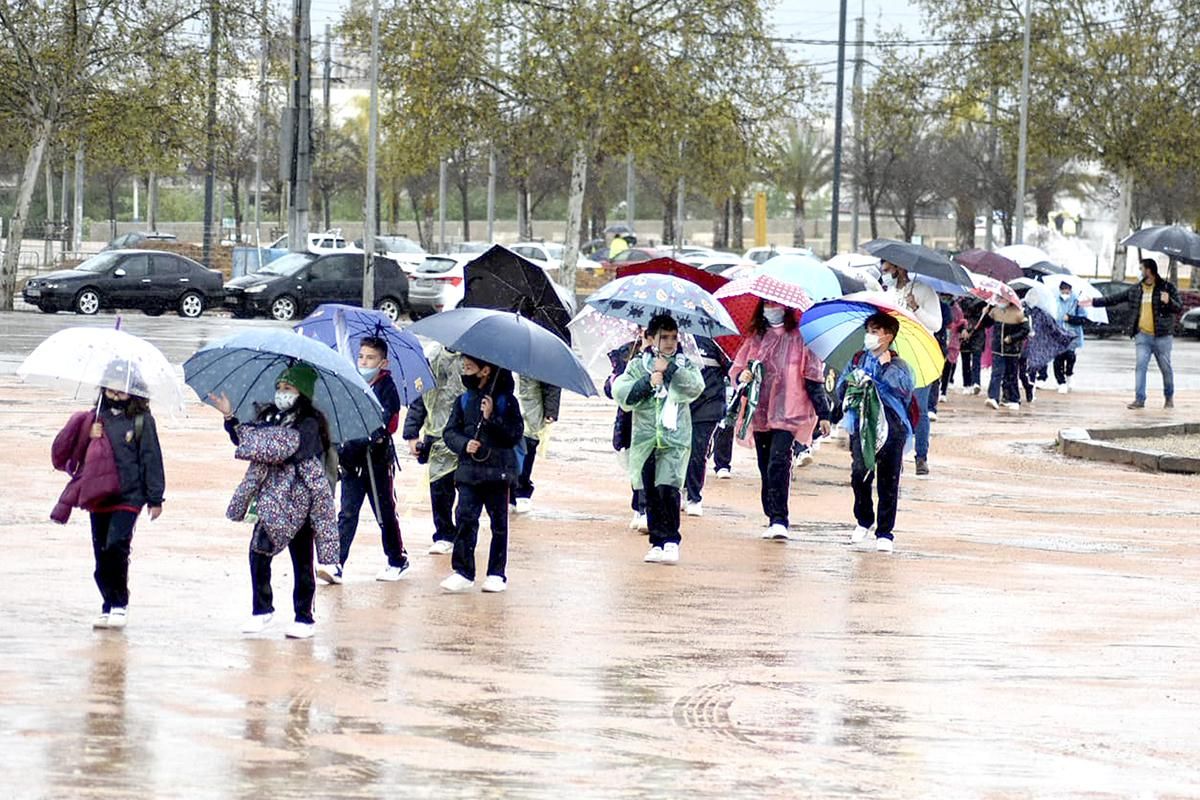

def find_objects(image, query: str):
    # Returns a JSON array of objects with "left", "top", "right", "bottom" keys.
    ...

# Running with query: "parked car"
[
  {"left": 509, "top": 241, "right": 603, "bottom": 273},
  {"left": 448, "top": 241, "right": 492, "bottom": 255},
  {"left": 223, "top": 251, "right": 409, "bottom": 322},
  {"left": 680, "top": 253, "right": 749, "bottom": 274},
  {"left": 1180, "top": 306, "right": 1200, "bottom": 338},
  {"left": 408, "top": 254, "right": 478, "bottom": 319},
  {"left": 103, "top": 231, "right": 178, "bottom": 251},
  {"left": 600, "top": 246, "right": 675, "bottom": 269},
  {"left": 23, "top": 250, "right": 223, "bottom": 317},
  {"left": 355, "top": 235, "right": 427, "bottom": 273},
  {"left": 1084, "top": 281, "right": 1200, "bottom": 337},
  {"left": 268, "top": 230, "right": 349, "bottom": 254},
  {"left": 742, "top": 245, "right": 814, "bottom": 265}
]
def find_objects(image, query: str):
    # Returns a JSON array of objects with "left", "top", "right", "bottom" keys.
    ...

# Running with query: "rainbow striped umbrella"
[{"left": 798, "top": 292, "right": 945, "bottom": 388}]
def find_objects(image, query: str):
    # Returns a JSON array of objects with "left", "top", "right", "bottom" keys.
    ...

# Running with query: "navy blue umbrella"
[
  {"left": 407, "top": 308, "right": 597, "bottom": 397},
  {"left": 183, "top": 329, "right": 384, "bottom": 444},
  {"left": 292, "top": 303, "right": 435, "bottom": 405}
]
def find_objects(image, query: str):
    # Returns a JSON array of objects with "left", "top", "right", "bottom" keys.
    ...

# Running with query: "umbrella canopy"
[
  {"left": 799, "top": 292, "right": 945, "bottom": 388},
  {"left": 994, "top": 244, "right": 1051, "bottom": 269},
  {"left": 955, "top": 249, "right": 1022, "bottom": 283},
  {"left": 18, "top": 326, "right": 187, "bottom": 415},
  {"left": 584, "top": 273, "right": 738, "bottom": 337},
  {"left": 826, "top": 253, "right": 881, "bottom": 277},
  {"left": 462, "top": 245, "right": 573, "bottom": 343},
  {"left": 617, "top": 257, "right": 729, "bottom": 295},
  {"left": 566, "top": 306, "right": 701, "bottom": 371},
  {"left": 293, "top": 303, "right": 434, "bottom": 405},
  {"left": 712, "top": 274, "right": 814, "bottom": 357},
  {"left": 759, "top": 253, "right": 843, "bottom": 300},
  {"left": 1025, "top": 259, "right": 1071, "bottom": 276},
  {"left": 604, "top": 223, "right": 635, "bottom": 236},
  {"left": 1010, "top": 277, "right": 1058, "bottom": 318},
  {"left": 183, "top": 329, "right": 384, "bottom": 444},
  {"left": 862, "top": 239, "right": 974, "bottom": 290},
  {"left": 408, "top": 308, "right": 596, "bottom": 397},
  {"left": 968, "top": 274, "right": 1021, "bottom": 307},
  {"left": 1049, "top": 273, "right": 1108, "bottom": 323},
  {"left": 1121, "top": 225, "right": 1200, "bottom": 266}
]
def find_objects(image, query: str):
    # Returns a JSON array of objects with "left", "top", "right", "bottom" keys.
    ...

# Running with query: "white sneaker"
[
  {"left": 634, "top": 513, "right": 649, "bottom": 532},
  {"left": 1004, "top": 402, "right": 1021, "bottom": 410},
  {"left": 876, "top": 537, "right": 894, "bottom": 553},
  {"left": 376, "top": 562, "right": 410, "bottom": 582},
  {"left": 850, "top": 524, "right": 872, "bottom": 544},
  {"left": 972, "top": 384, "right": 982, "bottom": 395},
  {"left": 685, "top": 501, "right": 703, "bottom": 517},
  {"left": 661, "top": 543, "right": 680, "bottom": 564},
  {"left": 107, "top": 607, "right": 127, "bottom": 629},
  {"left": 481, "top": 575, "right": 507, "bottom": 593},
  {"left": 985, "top": 398, "right": 1000, "bottom": 410},
  {"left": 762, "top": 523, "right": 791, "bottom": 540},
  {"left": 241, "top": 612, "right": 274, "bottom": 635},
  {"left": 93, "top": 612, "right": 110, "bottom": 629},
  {"left": 284, "top": 621, "right": 315, "bottom": 639},
  {"left": 961, "top": 386, "right": 973, "bottom": 396},
  {"left": 427, "top": 537, "right": 453, "bottom": 556},
  {"left": 794, "top": 450, "right": 813, "bottom": 468},
  {"left": 440, "top": 573, "right": 474, "bottom": 593},
  {"left": 316, "top": 564, "right": 343, "bottom": 585},
  {"left": 514, "top": 497, "right": 533, "bottom": 514},
  {"left": 643, "top": 546, "right": 665, "bottom": 563},
  {"left": 715, "top": 468, "right": 731, "bottom": 479},
  {"left": 927, "top": 410, "right": 938, "bottom": 422},
  {"left": 939, "top": 394, "right": 948, "bottom": 402},
  {"left": 1058, "top": 384, "right": 1070, "bottom": 394}
]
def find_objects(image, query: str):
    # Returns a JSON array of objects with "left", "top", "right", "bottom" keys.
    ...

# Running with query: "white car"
[
  {"left": 680, "top": 253, "right": 750, "bottom": 275},
  {"left": 407, "top": 253, "right": 477, "bottom": 319},
  {"left": 268, "top": 230, "right": 349, "bottom": 254},
  {"left": 509, "top": 241, "right": 602, "bottom": 273},
  {"left": 368, "top": 235, "right": 427, "bottom": 273},
  {"left": 743, "top": 245, "right": 814, "bottom": 264}
]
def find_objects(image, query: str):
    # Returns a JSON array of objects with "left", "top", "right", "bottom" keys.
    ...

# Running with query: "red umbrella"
[
  {"left": 954, "top": 249, "right": 1022, "bottom": 283},
  {"left": 969, "top": 274, "right": 1021, "bottom": 307},
  {"left": 617, "top": 257, "right": 729, "bottom": 295},
  {"left": 712, "top": 274, "right": 814, "bottom": 357}
]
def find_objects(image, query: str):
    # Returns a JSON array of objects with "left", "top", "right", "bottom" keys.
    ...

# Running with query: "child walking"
[
  {"left": 326, "top": 335, "right": 409, "bottom": 584},
  {"left": 439, "top": 356, "right": 524, "bottom": 593},
  {"left": 613, "top": 313, "right": 704, "bottom": 565}
]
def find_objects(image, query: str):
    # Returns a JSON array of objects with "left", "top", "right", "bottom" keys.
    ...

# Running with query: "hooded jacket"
[
  {"left": 443, "top": 368, "right": 525, "bottom": 485},
  {"left": 50, "top": 411, "right": 122, "bottom": 523},
  {"left": 689, "top": 337, "right": 732, "bottom": 424},
  {"left": 984, "top": 304, "right": 1030, "bottom": 357},
  {"left": 98, "top": 404, "right": 166, "bottom": 509}
]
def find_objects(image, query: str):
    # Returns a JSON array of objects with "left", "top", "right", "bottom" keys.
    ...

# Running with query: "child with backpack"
[
  {"left": 439, "top": 356, "right": 525, "bottom": 593},
  {"left": 53, "top": 361, "right": 165, "bottom": 630},
  {"left": 323, "top": 335, "right": 409, "bottom": 584}
]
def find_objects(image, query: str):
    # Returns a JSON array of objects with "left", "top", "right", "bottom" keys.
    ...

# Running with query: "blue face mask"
[{"left": 358, "top": 365, "right": 380, "bottom": 382}]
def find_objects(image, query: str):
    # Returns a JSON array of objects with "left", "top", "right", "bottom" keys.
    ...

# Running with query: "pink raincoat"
[{"left": 729, "top": 326, "right": 824, "bottom": 446}]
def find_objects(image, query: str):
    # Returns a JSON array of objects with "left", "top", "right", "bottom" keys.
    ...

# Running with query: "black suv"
[
  {"left": 223, "top": 251, "right": 410, "bottom": 322},
  {"left": 23, "top": 250, "right": 223, "bottom": 317}
]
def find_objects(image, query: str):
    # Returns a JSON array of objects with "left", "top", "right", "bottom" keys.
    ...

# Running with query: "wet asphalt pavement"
[{"left": 1, "top": 310, "right": 1198, "bottom": 798}]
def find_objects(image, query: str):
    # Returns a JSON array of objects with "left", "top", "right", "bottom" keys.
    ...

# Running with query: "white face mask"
[
  {"left": 763, "top": 306, "right": 786, "bottom": 326},
  {"left": 1060, "top": 293, "right": 1071, "bottom": 300},
  {"left": 275, "top": 390, "right": 300, "bottom": 411},
  {"left": 863, "top": 332, "right": 882, "bottom": 351},
  {"left": 881, "top": 272, "right": 897, "bottom": 288}
]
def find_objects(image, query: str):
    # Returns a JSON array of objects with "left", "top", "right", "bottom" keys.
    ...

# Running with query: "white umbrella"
[
  {"left": 18, "top": 327, "right": 186, "bottom": 415},
  {"left": 1010, "top": 277, "right": 1057, "bottom": 318},
  {"left": 826, "top": 253, "right": 882, "bottom": 279},
  {"left": 995, "top": 244, "right": 1052, "bottom": 269},
  {"left": 1047, "top": 273, "right": 1108, "bottom": 324}
]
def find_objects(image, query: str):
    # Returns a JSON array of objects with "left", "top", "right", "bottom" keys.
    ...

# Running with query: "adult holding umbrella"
[{"left": 463, "top": 245, "right": 574, "bottom": 515}]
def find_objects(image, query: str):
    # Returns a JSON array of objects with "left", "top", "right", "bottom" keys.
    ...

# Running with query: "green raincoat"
[
  {"left": 612, "top": 350, "right": 704, "bottom": 490},
  {"left": 517, "top": 376, "right": 561, "bottom": 443},
  {"left": 420, "top": 345, "right": 465, "bottom": 482}
]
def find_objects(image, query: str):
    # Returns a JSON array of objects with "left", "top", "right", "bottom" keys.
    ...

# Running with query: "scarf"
[{"left": 842, "top": 369, "right": 888, "bottom": 474}]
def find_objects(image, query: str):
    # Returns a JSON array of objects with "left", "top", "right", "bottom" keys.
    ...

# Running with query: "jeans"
[
  {"left": 1134, "top": 332, "right": 1174, "bottom": 403},
  {"left": 1053, "top": 351, "right": 1077, "bottom": 385},
  {"left": 91, "top": 510, "right": 138, "bottom": 611},
  {"left": 641, "top": 452, "right": 681, "bottom": 548},
  {"left": 850, "top": 418, "right": 906, "bottom": 540},
  {"left": 913, "top": 385, "right": 932, "bottom": 459},
  {"left": 338, "top": 455, "right": 407, "bottom": 568},
  {"left": 250, "top": 522, "right": 316, "bottom": 623},
  {"left": 988, "top": 354, "right": 1020, "bottom": 404},
  {"left": 686, "top": 419, "right": 719, "bottom": 503},
  {"left": 429, "top": 472, "right": 457, "bottom": 543},
  {"left": 753, "top": 429, "right": 793, "bottom": 527},
  {"left": 512, "top": 437, "right": 539, "bottom": 501},
  {"left": 961, "top": 351, "right": 983, "bottom": 388},
  {"left": 711, "top": 424, "right": 734, "bottom": 471},
  {"left": 451, "top": 481, "right": 509, "bottom": 582}
]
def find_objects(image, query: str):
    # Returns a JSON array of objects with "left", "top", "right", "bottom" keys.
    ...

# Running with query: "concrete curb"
[{"left": 1057, "top": 424, "right": 1200, "bottom": 473}]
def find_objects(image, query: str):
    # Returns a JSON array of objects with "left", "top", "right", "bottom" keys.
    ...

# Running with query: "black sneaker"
[
  {"left": 915, "top": 458, "right": 930, "bottom": 476},
  {"left": 1127, "top": 401, "right": 1145, "bottom": 409},
  {"left": 1165, "top": 398, "right": 1175, "bottom": 409}
]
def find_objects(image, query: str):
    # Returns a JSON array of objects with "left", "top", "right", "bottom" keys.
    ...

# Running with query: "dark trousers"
[
  {"left": 850, "top": 425, "right": 905, "bottom": 540},
  {"left": 338, "top": 456, "right": 407, "bottom": 567},
  {"left": 686, "top": 419, "right": 719, "bottom": 503},
  {"left": 988, "top": 354, "right": 1021, "bottom": 404},
  {"left": 631, "top": 488, "right": 645, "bottom": 513},
  {"left": 430, "top": 472, "right": 457, "bottom": 542},
  {"left": 1018, "top": 355, "right": 1037, "bottom": 402},
  {"left": 452, "top": 481, "right": 509, "bottom": 582},
  {"left": 939, "top": 360, "right": 955, "bottom": 396},
  {"left": 640, "top": 451, "right": 681, "bottom": 547},
  {"left": 90, "top": 510, "right": 138, "bottom": 612},
  {"left": 512, "top": 437, "right": 539, "bottom": 501},
  {"left": 250, "top": 523, "right": 316, "bottom": 623},
  {"left": 753, "top": 429, "right": 793, "bottom": 527},
  {"left": 712, "top": 424, "right": 734, "bottom": 471},
  {"left": 961, "top": 350, "right": 982, "bottom": 387},
  {"left": 1053, "top": 351, "right": 1076, "bottom": 384}
]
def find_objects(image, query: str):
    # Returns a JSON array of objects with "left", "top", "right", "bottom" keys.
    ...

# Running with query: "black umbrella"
[
  {"left": 831, "top": 270, "right": 868, "bottom": 294},
  {"left": 1121, "top": 225, "right": 1200, "bottom": 266},
  {"left": 862, "top": 238, "right": 973, "bottom": 289},
  {"left": 604, "top": 223, "right": 635, "bottom": 236},
  {"left": 1024, "top": 260, "right": 1071, "bottom": 277},
  {"left": 462, "top": 245, "right": 573, "bottom": 343}
]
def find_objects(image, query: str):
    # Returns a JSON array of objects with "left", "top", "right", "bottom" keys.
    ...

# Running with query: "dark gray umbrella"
[
  {"left": 1024, "top": 260, "right": 1071, "bottom": 277},
  {"left": 862, "top": 239, "right": 973, "bottom": 289},
  {"left": 1121, "top": 225, "right": 1200, "bottom": 266}
]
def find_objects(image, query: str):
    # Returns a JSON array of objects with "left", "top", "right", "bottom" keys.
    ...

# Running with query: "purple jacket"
[{"left": 50, "top": 411, "right": 122, "bottom": 523}]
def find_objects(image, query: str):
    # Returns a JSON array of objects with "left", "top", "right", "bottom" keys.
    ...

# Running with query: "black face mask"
[
  {"left": 461, "top": 373, "right": 482, "bottom": 391},
  {"left": 101, "top": 393, "right": 129, "bottom": 411}
]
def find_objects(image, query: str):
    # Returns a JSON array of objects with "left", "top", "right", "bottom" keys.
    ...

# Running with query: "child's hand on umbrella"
[
  {"left": 480, "top": 396, "right": 494, "bottom": 419},
  {"left": 90, "top": 422, "right": 103, "bottom": 439},
  {"left": 739, "top": 369, "right": 753, "bottom": 384},
  {"left": 653, "top": 356, "right": 669, "bottom": 373},
  {"left": 147, "top": 505, "right": 162, "bottom": 521},
  {"left": 466, "top": 439, "right": 482, "bottom": 455},
  {"left": 208, "top": 392, "right": 234, "bottom": 418},
  {"left": 650, "top": 371, "right": 664, "bottom": 387}
]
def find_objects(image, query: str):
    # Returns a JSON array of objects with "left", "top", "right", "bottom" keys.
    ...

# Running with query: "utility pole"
[
  {"left": 626, "top": 153, "right": 635, "bottom": 229},
  {"left": 253, "top": 0, "right": 268, "bottom": 269},
  {"left": 363, "top": 0, "right": 380, "bottom": 308},
  {"left": 676, "top": 174, "right": 685, "bottom": 251},
  {"left": 849, "top": 10, "right": 864, "bottom": 250},
  {"left": 133, "top": 177, "right": 139, "bottom": 222},
  {"left": 72, "top": 144, "right": 84, "bottom": 252},
  {"left": 1013, "top": 0, "right": 1033, "bottom": 244},
  {"left": 486, "top": 31, "right": 500, "bottom": 243},
  {"left": 202, "top": 0, "right": 219, "bottom": 267},
  {"left": 287, "top": 0, "right": 313, "bottom": 253},
  {"left": 830, "top": 0, "right": 848, "bottom": 256},
  {"left": 985, "top": 85, "right": 998, "bottom": 250},
  {"left": 322, "top": 24, "right": 332, "bottom": 232},
  {"left": 438, "top": 158, "right": 447, "bottom": 252}
]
